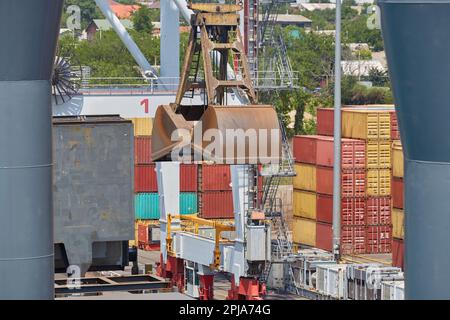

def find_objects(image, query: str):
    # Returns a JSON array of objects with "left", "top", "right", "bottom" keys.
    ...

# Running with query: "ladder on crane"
[{"left": 259, "top": 119, "right": 300, "bottom": 294}]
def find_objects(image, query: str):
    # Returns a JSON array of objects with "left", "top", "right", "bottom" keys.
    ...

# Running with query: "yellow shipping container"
[
  {"left": 392, "top": 140, "right": 404, "bottom": 178},
  {"left": 367, "top": 169, "right": 391, "bottom": 196},
  {"left": 292, "top": 217, "right": 316, "bottom": 246},
  {"left": 342, "top": 109, "right": 391, "bottom": 140},
  {"left": 128, "top": 118, "right": 153, "bottom": 136},
  {"left": 293, "top": 163, "right": 316, "bottom": 191},
  {"left": 392, "top": 208, "right": 404, "bottom": 240},
  {"left": 367, "top": 140, "right": 391, "bottom": 169},
  {"left": 293, "top": 190, "right": 316, "bottom": 219}
]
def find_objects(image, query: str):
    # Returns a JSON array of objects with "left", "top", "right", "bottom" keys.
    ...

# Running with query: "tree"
[
  {"left": 132, "top": 6, "right": 154, "bottom": 33},
  {"left": 368, "top": 67, "right": 390, "bottom": 87}
]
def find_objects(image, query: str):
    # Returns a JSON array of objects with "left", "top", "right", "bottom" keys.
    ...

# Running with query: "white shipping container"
[
  {"left": 381, "top": 280, "right": 405, "bottom": 300},
  {"left": 316, "top": 264, "right": 348, "bottom": 299}
]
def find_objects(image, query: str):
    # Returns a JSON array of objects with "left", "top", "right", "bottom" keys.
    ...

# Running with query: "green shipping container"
[
  {"left": 135, "top": 193, "right": 159, "bottom": 219},
  {"left": 180, "top": 193, "right": 198, "bottom": 215},
  {"left": 135, "top": 193, "right": 198, "bottom": 219}
]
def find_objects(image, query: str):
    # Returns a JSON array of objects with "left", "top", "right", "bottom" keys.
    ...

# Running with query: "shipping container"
[
  {"left": 316, "top": 166, "right": 365, "bottom": 197},
  {"left": 292, "top": 135, "right": 319, "bottom": 164},
  {"left": 293, "top": 135, "right": 366, "bottom": 170},
  {"left": 392, "top": 238, "right": 404, "bottom": 269},
  {"left": 180, "top": 164, "right": 198, "bottom": 192},
  {"left": 366, "top": 225, "right": 392, "bottom": 254},
  {"left": 381, "top": 280, "right": 404, "bottom": 300},
  {"left": 316, "top": 136, "right": 366, "bottom": 170},
  {"left": 135, "top": 193, "right": 198, "bottom": 220},
  {"left": 316, "top": 108, "right": 334, "bottom": 136},
  {"left": 367, "top": 169, "right": 391, "bottom": 197},
  {"left": 367, "top": 140, "right": 391, "bottom": 169},
  {"left": 199, "top": 191, "right": 234, "bottom": 219},
  {"left": 342, "top": 197, "right": 366, "bottom": 226},
  {"left": 316, "top": 222, "right": 333, "bottom": 252},
  {"left": 342, "top": 109, "right": 391, "bottom": 140},
  {"left": 293, "top": 163, "right": 316, "bottom": 191},
  {"left": 392, "top": 208, "right": 404, "bottom": 240},
  {"left": 392, "top": 177, "right": 404, "bottom": 209},
  {"left": 316, "top": 193, "right": 333, "bottom": 224},
  {"left": 317, "top": 106, "right": 395, "bottom": 140},
  {"left": 200, "top": 164, "right": 232, "bottom": 191},
  {"left": 293, "top": 190, "right": 316, "bottom": 219},
  {"left": 341, "top": 226, "right": 366, "bottom": 254},
  {"left": 292, "top": 217, "right": 316, "bottom": 247},
  {"left": 137, "top": 223, "right": 161, "bottom": 251},
  {"left": 135, "top": 164, "right": 158, "bottom": 193},
  {"left": 391, "top": 112, "right": 400, "bottom": 140},
  {"left": 366, "top": 197, "right": 391, "bottom": 225},
  {"left": 392, "top": 141, "right": 403, "bottom": 178},
  {"left": 316, "top": 264, "right": 347, "bottom": 299},
  {"left": 135, "top": 193, "right": 159, "bottom": 219},
  {"left": 135, "top": 136, "right": 152, "bottom": 164},
  {"left": 128, "top": 117, "right": 153, "bottom": 136},
  {"left": 180, "top": 192, "right": 198, "bottom": 215},
  {"left": 316, "top": 195, "right": 365, "bottom": 225}
]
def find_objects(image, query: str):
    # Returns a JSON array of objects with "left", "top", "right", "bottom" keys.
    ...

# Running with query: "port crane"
[{"left": 151, "top": 0, "right": 296, "bottom": 300}]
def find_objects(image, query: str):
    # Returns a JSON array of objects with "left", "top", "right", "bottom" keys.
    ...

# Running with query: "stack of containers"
[
  {"left": 391, "top": 141, "right": 404, "bottom": 269},
  {"left": 198, "top": 164, "right": 263, "bottom": 219},
  {"left": 293, "top": 105, "right": 398, "bottom": 255},
  {"left": 198, "top": 164, "right": 234, "bottom": 219},
  {"left": 292, "top": 135, "right": 367, "bottom": 254},
  {"left": 131, "top": 118, "right": 198, "bottom": 220}
]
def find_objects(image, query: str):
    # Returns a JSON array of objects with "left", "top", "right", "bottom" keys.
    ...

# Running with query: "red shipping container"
[
  {"left": 391, "top": 112, "right": 400, "bottom": 140},
  {"left": 366, "top": 197, "right": 392, "bottom": 225},
  {"left": 317, "top": 108, "right": 334, "bottom": 136},
  {"left": 199, "top": 191, "right": 234, "bottom": 219},
  {"left": 180, "top": 164, "right": 198, "bottom": 192},
  {"left": 366, "top": 225, "right": 392, "bottom": 254},
  {"left": 135, "top": 136, "right": 153, "bottom": 164},
  {"left": 341, "top": 226, "right": 366, "bottom": 254},
  {"left": 316, "top": 166, "right": 365, "bottom": 197},
  {"left": 317, "top": 194, "right": 365, "bottom": 225},
  {"left": 392, "top": 177, "right": 404, "bottom": 209},
  {"left": 392, "top": 238, "right": 404, "bottom": 270},
  {"left": 292, "top": 135, "right": 318, "bottom": 164},
  {"left": 316, "top": 137, "right": 366, "bottom": 170},
  {"left": 135, "top": 164, "right": 157, "bottom": 192},
  {"left": 342, "top": 197, "right": 366, "bottom": 226},
  {"left": 316, "top": 194, "right": 333, "bottom": 224},
  {"left": 316, "top": 222, "right": 333, "bottom": 252},
  {"left": 201, "top": 165, "right": 232, "bottom": 191}
]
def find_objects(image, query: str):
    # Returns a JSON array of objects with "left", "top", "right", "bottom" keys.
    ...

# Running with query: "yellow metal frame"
[{"left": 166, "top": 213, "right": 235, "bottom": 269}]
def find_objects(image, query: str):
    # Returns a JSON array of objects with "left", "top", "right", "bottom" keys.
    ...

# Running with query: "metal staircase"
[
  {"left": 259, "top": 119, "right": 299, "bottom": 294},
  {"left": 258, "top": 0, "right": 297, "bottom": 89}
]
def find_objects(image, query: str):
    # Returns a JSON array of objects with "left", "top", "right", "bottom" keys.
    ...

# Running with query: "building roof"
[
  {"left": 258, "top": 14, "right": 312, "bottom": 24},
  {"left": 298, "top": 3, "right": 336, "bottom": 11},
  {"left": 108, "top": 0, "right": 140, "bottom": 19},
  {"left": 341, "top": 60, "right": 386, "bottom": 77},
  {"left": 91, "top": 19, "right": 134, "bottom": 31}
]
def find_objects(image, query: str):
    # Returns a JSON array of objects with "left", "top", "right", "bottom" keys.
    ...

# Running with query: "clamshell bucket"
[
  {"left": 151, "top": 105, "right": 193, "bottom": 161},
  {"left": 152, "top": 105, "right": 281, "bottom": 164}
]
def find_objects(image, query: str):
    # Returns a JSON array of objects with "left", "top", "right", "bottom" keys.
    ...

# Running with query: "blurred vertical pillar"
[
  {"left": 378, "top": 0, "right": 450, "bottom": 299},
  {"left": 0, "top": 0, "right": 63, "bottom": 299}
]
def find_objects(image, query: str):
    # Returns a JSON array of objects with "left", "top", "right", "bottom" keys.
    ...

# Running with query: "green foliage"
[
  {"left": 132, "top": 6, "right": 154, "bottom": 33},
  {"left": 62, "top": 0, "right": 102, "bottom": 29},
  {"left": 59, "top": 30, "right": 160, "bottom": 78},
  {"left": 284, "top": 27, "right": 335, "bottom": 90},
  {"left": 355, "top": 48, "right": 372, "bottom": 60},
  {"left": 367, "top": 67, "right": 390, "bottom": 87},
  {"left": 340, "top": 77, "right": 393, "bottom": 105},
  {"left": 343, "top": 14, "right": 384, "bottom": 51}
]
